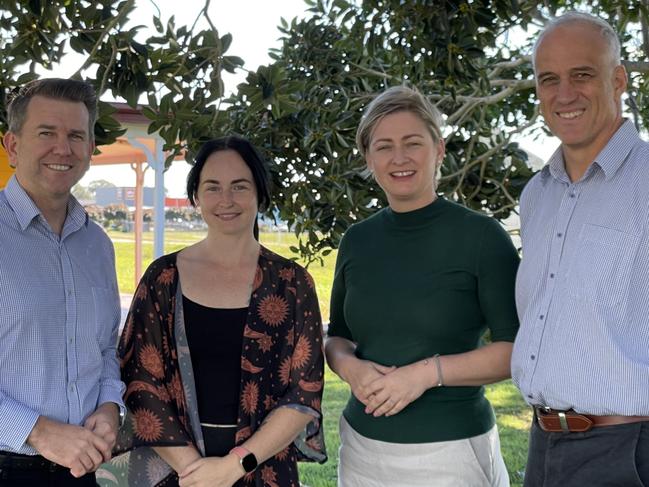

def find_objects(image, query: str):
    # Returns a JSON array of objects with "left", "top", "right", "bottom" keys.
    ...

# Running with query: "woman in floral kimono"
[{"left": 116, "top": 135, "right": 326, "bottom": 487}]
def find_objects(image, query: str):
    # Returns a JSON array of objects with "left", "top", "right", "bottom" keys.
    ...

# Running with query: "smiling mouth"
[
  {"left": 216, "top": 213, "right": 240, "bottom": 220},
  {"left": 390, "top": 170, "right": 415, "bottom": 177},
  {"left": 45, "top": 164, "right": 72, "bottom": 172},
  {"left": 557, "top": 110, "right": 584, "bottom": 120}
]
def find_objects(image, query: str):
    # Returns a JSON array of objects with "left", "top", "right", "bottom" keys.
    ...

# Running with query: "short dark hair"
[
  {"left": 6, "top": 78, "right": 98, "bottom": 139},
  {"left": 186, "top": 134, "right": 272, "bottom": 209}
]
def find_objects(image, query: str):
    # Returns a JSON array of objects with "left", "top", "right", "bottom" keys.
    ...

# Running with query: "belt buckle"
[
  {"left": 557, "top": 411, "right": 570, "bottom": 432},
  {"left": 538, "top": 406, "right": 570, "bottom": 432}
]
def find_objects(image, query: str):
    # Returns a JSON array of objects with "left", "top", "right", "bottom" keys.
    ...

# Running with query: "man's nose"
[
  {"left": 556, "top": 79, "right": 578, "bottom": 103},
  {"left": 52, "top": 136, "right": 72, "bottom": 155}
]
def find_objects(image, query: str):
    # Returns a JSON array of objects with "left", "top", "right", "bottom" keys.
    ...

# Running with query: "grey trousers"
[{"left": 524, "top": 419, "right": 649, "bottom": 487}]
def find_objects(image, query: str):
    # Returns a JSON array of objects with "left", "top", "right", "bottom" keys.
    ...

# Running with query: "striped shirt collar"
[
  {"left": 544, "top": 119, "right": 638, "bottom": 183},
  {"left": 4, "top": 175, "right": 88, "bottom": 233}
]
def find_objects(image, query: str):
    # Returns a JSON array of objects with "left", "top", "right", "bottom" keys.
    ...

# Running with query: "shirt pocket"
[{"left": 568, "top": 224, "right": 640, "bottom": 307}]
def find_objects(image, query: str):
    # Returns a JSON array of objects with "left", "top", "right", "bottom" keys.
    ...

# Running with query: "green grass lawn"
[{"left": 110, "top": 229, "right": 530, "bottom": 486}]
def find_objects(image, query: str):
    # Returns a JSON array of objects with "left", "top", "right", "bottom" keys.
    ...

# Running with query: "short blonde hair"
[{"left": 356, "top": 85, "right": 443, "bottom": 159}]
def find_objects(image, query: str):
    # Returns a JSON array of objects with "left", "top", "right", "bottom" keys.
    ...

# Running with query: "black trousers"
[
  {"left": 524, "top": 418, "right": 649, "bottom": 487},
  {"left": 0, "top": 467, "right": 96, "bottom": 486}
]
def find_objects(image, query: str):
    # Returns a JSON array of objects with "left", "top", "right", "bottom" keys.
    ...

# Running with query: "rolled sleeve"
[{"left": 97, "top": 379, "right": 126, "bottom": 412}]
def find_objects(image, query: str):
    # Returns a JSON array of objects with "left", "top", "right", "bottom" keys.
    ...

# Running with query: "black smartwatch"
[{"left": 230, "top": 446, "right": 258, "bottom": 473}]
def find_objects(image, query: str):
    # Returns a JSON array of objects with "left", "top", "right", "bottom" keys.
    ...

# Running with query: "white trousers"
[{"left": 338, "top": 416, "right": 510, "bottom": 487}]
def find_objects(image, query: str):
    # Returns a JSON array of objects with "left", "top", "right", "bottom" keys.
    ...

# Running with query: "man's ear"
[
  {"left": 613, "top": 64, "right": 628, "bottom": 97},
  {"left": 88, "top": 139, "right": 96, "bottom": 159},
  {"left": 3, "top": 132, "right": 19, "bottom": 168}
]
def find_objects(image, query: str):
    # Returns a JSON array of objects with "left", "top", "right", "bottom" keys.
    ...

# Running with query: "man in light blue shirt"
[
  {"left": 0, "top": 78, "right": 125, "bottom": 485},
  {"left": 512, "top": 12, "right": 649, "bottom": 487}
]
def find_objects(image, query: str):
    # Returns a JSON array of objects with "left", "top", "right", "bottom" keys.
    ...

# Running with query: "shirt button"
[
  {"left": 531, "top": 355, "right": 536, "bottom": 360},
  {"left": 550, "top": 273, "right": 555, "bottom": 278},
  {"left": 539, "top": 315, "right": 544, "bottom": 320},
  {"left": 527, "top": 394, "right": 533, "bottom": 399},
  {"left": 569, "top": 193, "right": 575, "bottom": 198},
  {"left": 66, "top": 289, "right": 72, "bottom": 296},
  {"left": 557, "top": 232, "right": 563, "bottom": 238}
]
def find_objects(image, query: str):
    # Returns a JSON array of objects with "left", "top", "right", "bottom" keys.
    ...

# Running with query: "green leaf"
[
  {"left": 220, "top": 33, "right": 232, "bottom": 52},
  {"left": 153, "top": 15, "right": 163, "bottom": 33}
]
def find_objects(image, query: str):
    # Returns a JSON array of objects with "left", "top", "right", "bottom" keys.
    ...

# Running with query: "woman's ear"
[{"left": 436, "top": 138, "right": 446, "bottom": 165}]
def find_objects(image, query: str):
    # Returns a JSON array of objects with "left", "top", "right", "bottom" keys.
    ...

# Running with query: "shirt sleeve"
[
  {"left": 0, "top": 390, "right": 40, "bottom": 451},
  {"left": 97, "top": 246, "right": 126, "bottom": 412},
  {"left": 476, "top": 218, "right": 520, "bottom": 342},
  {"left": 327, "top": 233, "right": 353, "bottom": 340}
]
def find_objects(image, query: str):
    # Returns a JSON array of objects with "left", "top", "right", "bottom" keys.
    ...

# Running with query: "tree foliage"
[
  {"left": 0, "top": 0, "right": 648, "bottom": 263},
  {"left": 0, "top": 0, "right": 242, "bottom": 148},
  {"left": 216, "top": 0, "right": 649, "bottom": 263}
]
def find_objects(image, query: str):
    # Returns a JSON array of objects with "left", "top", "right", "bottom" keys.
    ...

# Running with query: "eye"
[
  {"left": 375, "top": 145, "right": 391, "bottom": 151},
  {"left": 574, "top": 72, "right": 593, "bottom": 81},
  {"left": 70, "top": 133, "right": 85, "bottom": 141},
  {"left": 538, "top": 76, "right": 558, "bottom": 86},
  {"left": 232, "top": 184, "right": 250, "bottom": 192},
  {"left": 38, "top": 131, "right": 54, "bottom": 137},
  {"left": 205, "top": 185, "right": 220, "bottom": 192}
]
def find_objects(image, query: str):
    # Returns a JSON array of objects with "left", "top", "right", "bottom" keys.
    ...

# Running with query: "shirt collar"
[
  {"left": 4, "top": 175, "right": 88, "bottom": 232},
  {"left": 545, "top": 119, "right": 639, "bottom": 183}
]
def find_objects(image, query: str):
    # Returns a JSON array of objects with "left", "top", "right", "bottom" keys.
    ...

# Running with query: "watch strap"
[
  {"left": 230, "top": 446, "right": 250, "bottom": 459},
  {"left": 229, "top": 446, "right": 258, "bottom": 473}
]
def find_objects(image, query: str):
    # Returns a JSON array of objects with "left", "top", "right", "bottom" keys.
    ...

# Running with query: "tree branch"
[
  {"left": 71, "top": 0, "right": 135, "bottom": 80},
  {"left": 440, "top": 107, "right": 539, "bottom": 183},
  {"left": 640, "top": 3, "right": 649, "bottom": 59},
  {"left": 98, "top": 37, "right": 118, "bottom": 95},
  {"left": 347, "top": 61, "right": 403, "bottom": 82},
  {"left": 623, "top": 61, "right": 649, "bottom": 73}
]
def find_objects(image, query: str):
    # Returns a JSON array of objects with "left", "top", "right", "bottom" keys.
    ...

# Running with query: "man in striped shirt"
[
  {"left": 0, "top": 78, "right": 125, "bottom": 485},
  {"left": 512, "top": 11, "right": 649, "bottom": 487}
]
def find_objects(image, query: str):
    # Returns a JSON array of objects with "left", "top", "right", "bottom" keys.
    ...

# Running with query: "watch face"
[{"left": 241, "top": 453, "right": 258, "bottom": 473}]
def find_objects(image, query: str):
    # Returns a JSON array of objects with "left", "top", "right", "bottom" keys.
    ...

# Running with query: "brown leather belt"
[{"left": 535, "top": 407, "right": 649, "bottom": 433}]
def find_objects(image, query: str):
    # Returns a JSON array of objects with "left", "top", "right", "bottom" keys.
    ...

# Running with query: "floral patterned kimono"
[{"left": 102, "top": 247, "right": 326, "bottom": 487}]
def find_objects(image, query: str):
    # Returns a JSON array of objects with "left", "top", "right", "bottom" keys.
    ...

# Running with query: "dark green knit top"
[{"left": 328, "top": 197, "right": 520, "bottom": 443}]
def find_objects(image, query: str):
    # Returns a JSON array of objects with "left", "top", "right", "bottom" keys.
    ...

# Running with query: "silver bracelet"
[
  {"left": 433, "top": 353, "right": 444, "bottom": 387},
  {"left": 423, "top": 354, "right": 444, "bottom": 387}
]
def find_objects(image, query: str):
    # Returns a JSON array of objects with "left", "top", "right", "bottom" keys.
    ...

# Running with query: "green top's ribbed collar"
[{"left": 383, "top": 196, "right": 447, "bottom": 229}]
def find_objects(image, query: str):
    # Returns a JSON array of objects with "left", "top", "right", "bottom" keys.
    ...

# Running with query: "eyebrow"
[
  {"left": 536, "top": 71, "right": 556, "bottom": 79},
  {"left": 371, "top": 133, "right": 425, "bottom": 145},
  {"left": 36, "top": 124, "right": 88, "bottom": 136},
  {"left": 537, "top": 66, "right": 597, "bottom": 78},
  {"left": 201, "top": 178, "right": 254, "bottom": 185}
]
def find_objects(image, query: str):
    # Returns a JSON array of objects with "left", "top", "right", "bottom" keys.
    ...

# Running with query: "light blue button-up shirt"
[
  {"left": 512, "top": 120, "right": 649, "bottom": 416},
  {"left": 0, "top": 176, "right": 125, "bottom": 454}
]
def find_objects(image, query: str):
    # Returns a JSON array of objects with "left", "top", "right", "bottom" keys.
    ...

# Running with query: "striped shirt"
[
  {"left": 0, "top": 176, "right": 125, "bottom": 454},
  {"left": 512, "top": 120, "right": 649, "bottom": 415}
]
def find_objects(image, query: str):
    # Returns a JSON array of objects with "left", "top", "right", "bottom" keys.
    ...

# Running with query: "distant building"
[
  {"left": 95, "top": 187, "right": 154, "bottom": 207},
  {"left": 165, "top": 197, "right": 192, "bottom": 208}
]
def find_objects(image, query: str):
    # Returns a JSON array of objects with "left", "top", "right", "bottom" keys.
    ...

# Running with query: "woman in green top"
[{"left": 325, "top": 86, "right": 519, "bottom": 486}]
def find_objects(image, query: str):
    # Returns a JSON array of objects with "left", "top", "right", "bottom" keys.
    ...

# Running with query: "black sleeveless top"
[{"left": 182, "top": 295, "right": 247, "bottom": 424}]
